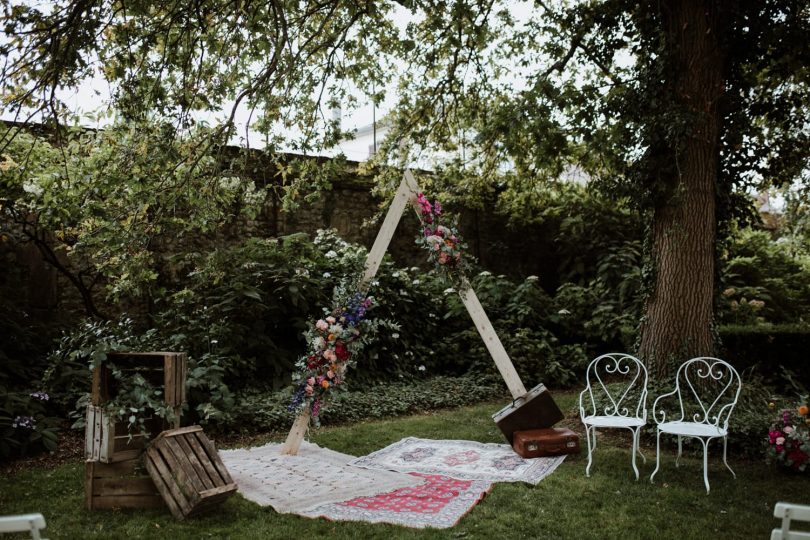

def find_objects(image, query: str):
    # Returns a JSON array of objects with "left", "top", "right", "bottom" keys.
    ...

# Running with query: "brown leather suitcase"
[
  {"left": 512, "top": 428, "right": 581, "bottom": 458},
  {"left": 492, "top": 383, "right": 564, "bottom": 444}
]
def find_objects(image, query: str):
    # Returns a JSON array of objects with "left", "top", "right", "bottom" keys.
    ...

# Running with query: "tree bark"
[{"left": 638, "top": 0, "right": 725, "bottom": 378}]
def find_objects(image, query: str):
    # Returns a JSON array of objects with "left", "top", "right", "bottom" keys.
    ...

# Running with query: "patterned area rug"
[
  {"left": 219, "top": 441, "right": 422, "bottom": 513},
  {"left": 299, "top": 473, "right": 492, "bottom": 529},
  {"left": 349, "top": 437, "right": 566, "bottom": 484}
]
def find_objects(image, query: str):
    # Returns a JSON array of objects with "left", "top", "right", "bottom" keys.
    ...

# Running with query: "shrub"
[
  {"left": 0, "top": 387, "right": 59, "bottom": 459},
  {"left": 44, "top": 318, "right": 235, "bottom": 429},
  {"left": 719, "top": 324, "right": 810, "bottom": 391},
  {"left": 718, "top": 228, "right": 810, "bottom": 325},
  {"left": 231, "top": 374, "right": 507, "bottom": 433}
]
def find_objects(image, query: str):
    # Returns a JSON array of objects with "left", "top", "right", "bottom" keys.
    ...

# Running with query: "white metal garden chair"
[
  {"left": 649, "top": 357, "right": 742, "bottom": 493},
  {"left": 579, "top": 353, "right": 648, "bottom": 479},
  {"left": 0, "top": 513, "right": 47, "bottom": 539},
  {"left": 772, "top": 502, "right": 810, "bottom": 540}
]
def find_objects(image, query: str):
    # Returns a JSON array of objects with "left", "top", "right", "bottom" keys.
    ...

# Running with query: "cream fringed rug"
[{"left": 218, "top": 441, "right": 422, "bottom": 514}]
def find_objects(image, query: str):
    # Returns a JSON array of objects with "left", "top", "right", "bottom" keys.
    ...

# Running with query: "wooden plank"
[
  {"left": 179, "top": 353, "right": 187, "bottom": 404},
  {"left": 88, "top": 458, "right": 142, "bottom": 477},
  {"left": 112, "top": 434, "right": 149, "bottom": 452},
  {"left": 175, "top": 434, "right": 216, "bottom": 490},
  {"left": 183, "top": 433, "right": 219, "bottom": 486},
  {"left": 89, "top": 495, "right": 164, "bottom": 509},
  {"left": 165, "top": 353, "right": 176, "bottom": 406},
  {"left": 459, "top": 283, "right": 527, "bottom": 399},
  {"left": 100, "top": 409, "right": 114, "bottom": 462},
  {"left": 163, "top": 437, "right": 208, "bottom": 495},
  {"left": 93, "top": 477, "right": 157, "bottom": 497},
  {"left": 360, "top": 170, "right": 421, "bottom": 286},
  {"left": 85, "top": 461, "right": 96, "bottom": 510},
  {"left": 104, "top": 448, "right": 143, "bottom": 463},
  {"left": 85, "top": 406, "right": 99, "bottom": 460},
  {"left": 91, "top": 367, "right": 104, "bottom": 405},
  {"left": 145, "top": 445, "right": 192, "bottom": 519},
  {"left": 155, "top": 425, "right": 203, "bottom": 440},
  {"left": 198, "top": 484, "right": 238, "bottom": 499},
  {"left": 279, "top": 408, "right": 310, "bottom": 455},
  {"left": 192, "top": 431, "right": 233, "bottom": 485},
  {"left": 170, "top": 406, "right": 182, "bottom": 429},
  {"left": 108, "top": 351, "right": 181, "bottom": 357}
]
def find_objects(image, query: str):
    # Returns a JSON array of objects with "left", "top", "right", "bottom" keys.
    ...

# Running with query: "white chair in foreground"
[
  {"left": 650, "top": 357, "right": 742, "bottom": 493},
  {"left": 772, "top": 502, "right": 810, "bottom": 540},
  {"left": 0, "top": 513, "right": 47, "bottom": 540},
  {"left": 579, "top": 353, "right": 648, "bottom": 479}
]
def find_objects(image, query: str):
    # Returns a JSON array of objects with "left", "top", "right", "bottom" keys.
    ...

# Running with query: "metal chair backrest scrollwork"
[
  {"left": 579, "top": 353, "right": 648, "bottom": 479},
  {"left": 650, "top": 357, "right": 742, "bottom": 493},
  {"left": 580, "top": 353, "right": 648, "bottom": 422},
  {"left": 655, "top": 357, "right": 742, "bottom": 431}
]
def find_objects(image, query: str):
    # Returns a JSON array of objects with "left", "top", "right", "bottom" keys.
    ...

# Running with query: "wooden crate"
[
  {"left": 92, "top": 352, "right": 187, "bottom": 409},
  {"left": 144, "top": 426, "right": 237, "bottom": 520},
  {"left": 85, "top": 406, "right": 170, "bottom": 463},
  {"left": 85, "top": 457, "right": 164, "bottom": 510}
]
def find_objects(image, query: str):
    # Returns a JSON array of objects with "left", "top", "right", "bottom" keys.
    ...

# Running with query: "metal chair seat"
[
  {"left": 583, "top": 415, "right": 646, "bottom": 429},
  {"left": 658, "top": 421, "right": 727, "bottom": 438}
]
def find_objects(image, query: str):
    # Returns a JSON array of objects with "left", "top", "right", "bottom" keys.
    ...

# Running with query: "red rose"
[
  {"left": 335, "top": 341, "right": 350, "bottom": 361},
  {"left": 788, "top": 449, "right": 808, "bottom": 464}
]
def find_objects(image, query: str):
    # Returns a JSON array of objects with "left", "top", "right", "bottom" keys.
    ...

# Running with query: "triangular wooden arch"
[{"left": 280, "top": 169, "right": 529, "bottom": 455}]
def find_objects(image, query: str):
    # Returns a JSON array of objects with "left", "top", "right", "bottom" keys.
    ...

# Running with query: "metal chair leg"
[
  {"left": 585, "top": 425, "right": 594, "bottom": 477},
  {"left": 722, "top": 436, "right": 735, "bottom": 478},
  {"left": 676, "top": 435, "right": 682, "bottom": 467},
  {"left": 701, "top": 438, "right": 710, "bottom": 494},
  {"left": 650, "top": 429, "right": 662, "bottom": 483},
  {"left": 629, "top": 428, "right": 639, "bottom": 480},
  {"left": 635, "top": 428, "right": 647, "bottom": 463}
]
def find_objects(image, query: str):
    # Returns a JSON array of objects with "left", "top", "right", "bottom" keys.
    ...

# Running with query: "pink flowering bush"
[
  {"left": 413, "top": 192, "right": 469, "bottom": 287},
  {"left": 767, "top": 401, "right": 810, "bottom": 473}
]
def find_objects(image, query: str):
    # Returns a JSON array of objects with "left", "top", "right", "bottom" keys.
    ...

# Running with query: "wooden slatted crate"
[
  {"left": 92, "top": 352, "right": 187, "bottom": 410},
  {"left": 144, "top": 426, "right": 237, "bottom": 520},
  {"left": 85, "top": 457, "right": 164, "bottom": 510},
  {"left": 85, "top": 406, "right": 169, "bottom": 463}
]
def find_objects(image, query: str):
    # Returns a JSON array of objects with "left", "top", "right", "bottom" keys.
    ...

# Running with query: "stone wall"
[{"left": 1, "top": 153, "right": 556, "bottom": 323}]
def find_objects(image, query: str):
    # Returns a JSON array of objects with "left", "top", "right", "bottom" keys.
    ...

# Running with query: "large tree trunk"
[{"left": 638, "top": 1, "right": 725, "bottom": 378}]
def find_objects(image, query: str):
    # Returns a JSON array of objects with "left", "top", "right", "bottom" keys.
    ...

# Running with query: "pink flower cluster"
[
  {"left": 415, "top": 193, "right": 464, "bottom": 270},
  {"left": 767, "top": 405, "right": 810, "bottom": 473}
]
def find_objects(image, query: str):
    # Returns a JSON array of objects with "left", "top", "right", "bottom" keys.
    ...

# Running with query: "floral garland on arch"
[
  {"left": 288, "top": 190, "right": 470, "bottom": 425},
  {"left": 288, "top": 287, "right": 375, "bottom": 426},
  {"left": 413, "top": 192, "right": 470, "bottom": 290}
]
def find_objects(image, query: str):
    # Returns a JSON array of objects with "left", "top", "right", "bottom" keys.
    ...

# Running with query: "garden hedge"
[{"left": 719, "top": 324, "right": 810, "bottom": 390}]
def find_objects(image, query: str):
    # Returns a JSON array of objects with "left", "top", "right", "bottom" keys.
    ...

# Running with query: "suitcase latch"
[
  {"left": 527, "top": 443, "right": 538, "bottom": 451},
  {"left": 566, "top": 441, "right": 576, "bottom": 448}
]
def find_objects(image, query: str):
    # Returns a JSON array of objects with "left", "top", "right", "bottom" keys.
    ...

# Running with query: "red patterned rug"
[
  {"left": 349, "top": 437, "right": 566, "bottom": 484},
  {"left": 299, "top": 472, "right": 492, "bottom": 529}
]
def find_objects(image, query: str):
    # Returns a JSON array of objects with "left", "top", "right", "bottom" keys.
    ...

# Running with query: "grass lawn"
[{"left": 1, "top": 392, "right": 807, "bottom": 539}]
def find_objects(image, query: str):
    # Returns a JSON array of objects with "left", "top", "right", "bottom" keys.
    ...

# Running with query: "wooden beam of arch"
[{"left": 279, "top": 169, "right": 527, "bottom": 455}]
